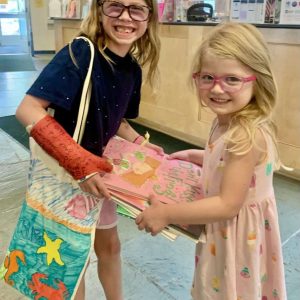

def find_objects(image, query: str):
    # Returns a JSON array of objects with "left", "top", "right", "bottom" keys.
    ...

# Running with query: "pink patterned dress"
[{"left": 191, "top": 130, "right": 286, "bottom": 300}]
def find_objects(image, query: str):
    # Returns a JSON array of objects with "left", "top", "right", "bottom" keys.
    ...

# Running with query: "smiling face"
[
  {"left": 101, "top": 0, "right": 150, "bottom": 56},
  {"left": 198, "top": 52, "right": 255, "bottom": 125}
]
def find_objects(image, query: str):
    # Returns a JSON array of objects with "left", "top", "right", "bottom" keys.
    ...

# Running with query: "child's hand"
[
  {"left": 168, "top": 149, "right": 204, "bottom": 166},
  {"left": 145, "top": 142, "right": 164, "bottom": 155},
  {"left": 135, "top": 195, "right": 169, "bottom": 236},
  {"left": 79, "top": 173, "right": 111, "bottom": 199},
  {"left": 168, "top": 149, "right": 192, "bottom": 161}
]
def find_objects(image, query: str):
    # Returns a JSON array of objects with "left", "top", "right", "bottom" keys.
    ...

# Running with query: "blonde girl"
[{"left": 136, "top": 22, "right": 286, "bottom": 299}]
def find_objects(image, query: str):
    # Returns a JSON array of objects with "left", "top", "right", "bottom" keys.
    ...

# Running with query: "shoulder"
[
  {"left": 68, "top": 37, "right": 94, "bottom": 69},
  {"left": 69, "top": 37, "right": 93, "bottom": 52},
  {"left": 47, "top": 38, "right": 93, "bottom": 70},
  {"left": 227, "top": 126, "right": 269, "bottom": 166},
  {"left": 253, "top": 127, "right": 275, "bottom": 165}
]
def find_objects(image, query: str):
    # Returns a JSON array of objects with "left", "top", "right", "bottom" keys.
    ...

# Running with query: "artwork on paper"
[{"left": 103, "top": 136, "right": 204, "bottom": 242}]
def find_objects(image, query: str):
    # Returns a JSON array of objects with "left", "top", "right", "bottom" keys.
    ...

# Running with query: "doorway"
[{"left": 0, "top": 0, "right": 31, "bottom": 54}]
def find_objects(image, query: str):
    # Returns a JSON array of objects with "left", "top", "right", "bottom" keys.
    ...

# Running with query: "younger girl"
[
  {"left": 16, "top": 0, "right": 162, "bottom": 299},
  {"left": 136, "top": 22, "right": 287, "bottom": 299}
]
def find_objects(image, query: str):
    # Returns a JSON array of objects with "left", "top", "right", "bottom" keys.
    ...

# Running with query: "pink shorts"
[{"left": 96, "top": 198, "right": 118, "bottom": 229}]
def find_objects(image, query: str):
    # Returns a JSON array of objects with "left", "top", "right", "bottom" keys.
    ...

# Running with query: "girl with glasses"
[
  {"left": 136, "top": 22, "right": 287, "bottom": 300},
  {"left": 15, "top": 0, "right": 162, "bottom": 299}
]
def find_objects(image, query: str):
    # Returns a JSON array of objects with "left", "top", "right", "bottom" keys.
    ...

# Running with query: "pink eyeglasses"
[{"left": 192, "top": 72, "right": 256, "bottom": 93}]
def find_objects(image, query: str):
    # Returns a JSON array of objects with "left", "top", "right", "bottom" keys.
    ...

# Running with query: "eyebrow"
[{"left": 112, "top": 0, "right": 148, "bottom": 5}]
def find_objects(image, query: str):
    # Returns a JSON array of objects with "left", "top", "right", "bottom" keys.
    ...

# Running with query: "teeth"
[
  {"left": 116, "top": 26, "right": 133, "bottom": 33},
  {"left": 212, "top": 98, "right": 228, "bottom": 103}
]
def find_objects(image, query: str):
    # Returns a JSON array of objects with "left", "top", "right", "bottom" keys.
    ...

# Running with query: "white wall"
[{"left": 29, "top": 0, "right": 55, "bottom": 51}]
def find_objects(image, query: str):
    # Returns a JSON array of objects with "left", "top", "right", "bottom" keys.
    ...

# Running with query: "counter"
[{"left": 53, "top": 19, "right": 300, "bottom": 179}]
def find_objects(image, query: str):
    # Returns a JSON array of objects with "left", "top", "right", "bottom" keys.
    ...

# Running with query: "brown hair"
[{"left": 79, "top": 0, "right": 160, "bottom": 86}]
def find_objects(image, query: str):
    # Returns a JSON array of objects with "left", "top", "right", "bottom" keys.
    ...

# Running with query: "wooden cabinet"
[
  {"left": 53, "top": 20, "right": 300, "bottom": 180},
  {"left": 53, "top": 19, "right": 81, "bottom": 52}
]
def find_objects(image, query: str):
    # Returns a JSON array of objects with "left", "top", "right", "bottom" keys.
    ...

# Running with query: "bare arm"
[
  {"left": 136, "top": 133, "right": 265, "bottom": 234},
  {"left": 168, "top": 149, "right": 204, "bottom": 166},
  {"left": 116, "top": 119, "right": 141, "bottom": 142},
  {"left": 15, "top": 95, "right": 50, "bottom": 127},
  {"left": 116, "top": 119, "right": 164, "bottom": 155}
]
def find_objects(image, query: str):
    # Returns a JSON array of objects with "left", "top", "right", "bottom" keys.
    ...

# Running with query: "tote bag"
[{"left": 0, "top": 37, "right": 101, "bottom": 300}]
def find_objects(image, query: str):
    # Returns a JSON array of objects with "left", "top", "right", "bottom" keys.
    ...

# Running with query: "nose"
[
  {"left": 211, "top": 78, "right": 224, "bottom": 93},
  {"left": 119, "top": 7, "right": 132, "bottom": 20}
]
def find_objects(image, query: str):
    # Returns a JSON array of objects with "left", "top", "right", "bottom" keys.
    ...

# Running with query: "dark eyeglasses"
[
  {"left": 192, "top": 73, "right": 256, "bottom": 93},
  {"left": 99, "top": 1, "right": 151, "bottom": 22}
]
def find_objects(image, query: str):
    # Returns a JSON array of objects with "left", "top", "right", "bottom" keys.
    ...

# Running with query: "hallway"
[{"left": 0, "top": 56, "right": 300, "bottom": 299}]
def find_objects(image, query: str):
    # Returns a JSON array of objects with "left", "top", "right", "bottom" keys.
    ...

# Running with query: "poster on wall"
[
  {"left": 280, "top": 0, "right": 300, "bottom": 24},
  {"left": 264, "top": 0, "right": 276, "bottom": 23},
  {"left": 230, "top": 0, "right": 266, "bottom": 24},
  {"left": 48, "top": 0, "right": 62, "bottom": 18},
  {"left": 48, "top": 0, "right": 80, "bottom": 19},
  {"left": 64, "top": 0, "right": 80, "bottom": 18}
]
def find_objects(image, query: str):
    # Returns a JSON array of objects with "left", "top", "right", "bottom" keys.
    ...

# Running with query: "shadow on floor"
[{"left": 0, "top": 54, "right": 36, "bottom": 72}]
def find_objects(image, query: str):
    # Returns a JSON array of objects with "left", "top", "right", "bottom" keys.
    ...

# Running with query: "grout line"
[{"left": 282, "top": 227, "right": 300, "bottom": 247}]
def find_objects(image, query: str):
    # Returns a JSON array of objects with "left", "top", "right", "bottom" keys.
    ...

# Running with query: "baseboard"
[
  {"left": 33, "top": 50, "right": 55, "bottom": 55},
  {"left": 131, "top": 117, "right": 206, "bottom": 148}
]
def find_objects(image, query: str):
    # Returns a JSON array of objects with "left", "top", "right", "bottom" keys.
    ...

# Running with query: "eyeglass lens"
[
  {"left": 195, "top": 74, "right": 250, "bottom": 92},
  {"left": 101, "top": 1, "right": 150, "bottom": 21}
]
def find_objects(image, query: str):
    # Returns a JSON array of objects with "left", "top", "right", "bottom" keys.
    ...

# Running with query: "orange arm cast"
[{"left": 30, "top": 115, "right": 112, "bottom": 180}]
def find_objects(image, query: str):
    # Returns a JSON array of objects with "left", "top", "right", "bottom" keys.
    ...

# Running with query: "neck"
[
  {"left": 217, "top": 115, "right": 231, "bottom": 126},
  {"left": 106, "top": 43, "right": 131, "bottom": 57}
]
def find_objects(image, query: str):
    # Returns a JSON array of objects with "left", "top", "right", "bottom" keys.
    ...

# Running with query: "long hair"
[
  {"left": 79, "top": 0, "right": 160, "bottom": 86},
  {"left": 192, "top": 22, "right": 280, "bottom": 167}
]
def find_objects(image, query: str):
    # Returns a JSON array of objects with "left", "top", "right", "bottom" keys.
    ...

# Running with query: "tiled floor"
[{"left": 0, "top": 55, "right": 299, "bottom": 299}]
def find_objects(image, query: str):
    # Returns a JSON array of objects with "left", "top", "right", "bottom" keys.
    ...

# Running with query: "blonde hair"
[
  {"left": 79, "top": 0, "right": 160, "bottom": 86},
  {"left": 192, "top": 22, "right": 280, "bottom": 166}
]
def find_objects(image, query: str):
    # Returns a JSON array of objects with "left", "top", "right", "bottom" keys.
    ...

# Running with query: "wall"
[
  {"left": 30, "top": 0, "right": 55, "bottom": 51},
  {"left": 52, "top": 21, "right": 300, "bottom": 180},
  {"left": 139, "top": 24, "right": 300, "bottom": 180}
]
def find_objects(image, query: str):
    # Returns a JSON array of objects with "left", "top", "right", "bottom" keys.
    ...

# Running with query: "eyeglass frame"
[
  {"left": 98, "top": 0, "right": 152, "bottom": 22},
  {"left": 192, "top": 72, "right": 257, "bottom": 93}
]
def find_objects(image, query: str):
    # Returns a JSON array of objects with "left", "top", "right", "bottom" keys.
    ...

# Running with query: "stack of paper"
[{"left": 103, "top": 136, "right": 204, "bottom": 242}]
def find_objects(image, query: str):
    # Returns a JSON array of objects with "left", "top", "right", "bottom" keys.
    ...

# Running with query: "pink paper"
[{"left": 103, "top": 137, "right": 203, "bottom": 205}]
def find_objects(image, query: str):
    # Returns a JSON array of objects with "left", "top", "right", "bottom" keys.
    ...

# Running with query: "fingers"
[
  {"left": 136, "top": 214, "right": 156, "bottom": 235},
  {"left": 135, "top": 214, "right": 146, "bottom": 231},
  {"left": 147, "top": 194, "right": 159, "bottom": 206},
  {"left": 145, "top": 226, "right": 152, "bottom": 233},
  {"left": 137, "top": 221, "right": 152, "bottom": 234},
  {"left": 135, "top": 214, "right": 142, "bottom": 224},
  {"left": 79, "top": 173, "right": 111, "bottom": 199},
  {"left": 155, "top": 146, "right": 165, "bottom": 156},
  {"left": 167, "top": 153, "right": 179, "bottom": 160},
  {"left": 96, "top": 185, "right": 111, "bottom": 199},
  {"left": 146, "top": 143, "right": 164, "bottom": 156},
  {"left": 168, "top": 152, "right": 180, "bottom": 159}
]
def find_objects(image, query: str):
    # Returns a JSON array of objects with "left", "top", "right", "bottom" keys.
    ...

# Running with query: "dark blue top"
[{"left": 27, "top": 38, "right": 142, "bottom": 155}]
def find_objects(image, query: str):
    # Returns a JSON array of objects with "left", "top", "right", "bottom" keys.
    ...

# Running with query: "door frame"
[{"left": 0, "top": 0, "right": 32, "bottom": 55}]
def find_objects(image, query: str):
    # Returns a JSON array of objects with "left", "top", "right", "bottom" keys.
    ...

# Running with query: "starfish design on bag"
[{"left": 37, "top": 232, "right": 64, "bottom": 266}]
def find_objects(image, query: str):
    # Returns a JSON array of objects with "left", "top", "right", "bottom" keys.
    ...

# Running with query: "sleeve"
[
  {"left": 123, "top": 64, "right": 142, "bottom": 119},
  {"left": 26, "top": 39, "right": 92, "bottom": 111}
]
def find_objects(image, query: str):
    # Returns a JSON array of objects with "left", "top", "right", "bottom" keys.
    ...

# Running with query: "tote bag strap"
[{"left": 69, "top": 36, "right": 95, "bottom": 144}]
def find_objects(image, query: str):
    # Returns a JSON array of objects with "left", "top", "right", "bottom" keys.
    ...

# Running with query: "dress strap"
[{"left": 208, "top": 119, "right": 219, "bottom": 145}]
